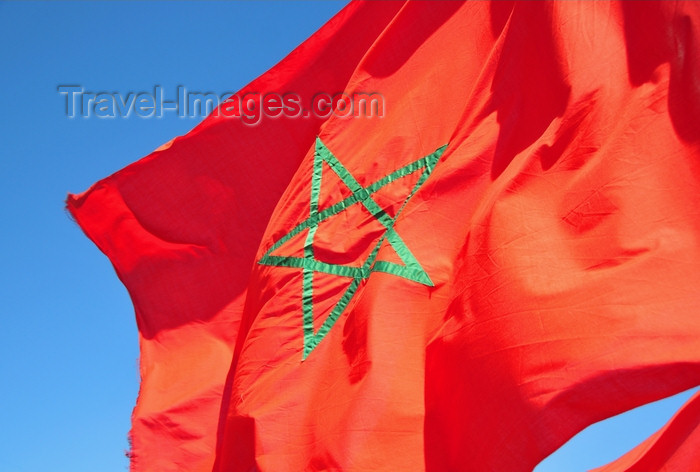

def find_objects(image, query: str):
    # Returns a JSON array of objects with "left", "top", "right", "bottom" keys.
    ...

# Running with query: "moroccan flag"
[{"left": 68, "top": 1, "right": 700, "bottom": 471}]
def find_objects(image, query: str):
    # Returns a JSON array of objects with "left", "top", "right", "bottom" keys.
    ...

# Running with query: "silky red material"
[{"left": 68, "top": 2, "right": 700, "bottom": 471}]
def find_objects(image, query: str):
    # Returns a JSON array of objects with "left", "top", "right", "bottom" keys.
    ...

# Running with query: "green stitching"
[{"left": 259, "top": 137, "right": 447, "bottom": 359}]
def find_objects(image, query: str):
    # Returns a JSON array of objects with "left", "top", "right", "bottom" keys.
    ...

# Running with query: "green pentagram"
[{"left": 259, "top": 137, "right": 447, "bottom": 359}]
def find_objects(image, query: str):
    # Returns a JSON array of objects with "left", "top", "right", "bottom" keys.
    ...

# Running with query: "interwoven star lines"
[{"left": 259, "top": 137, "right": 447, "bottom": 358}]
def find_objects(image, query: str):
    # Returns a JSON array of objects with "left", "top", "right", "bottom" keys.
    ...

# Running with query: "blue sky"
[{"left": 0, "top": 2, "right": 695, "bottom": 471}]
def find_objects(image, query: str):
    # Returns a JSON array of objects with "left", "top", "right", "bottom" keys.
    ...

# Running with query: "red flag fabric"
[{"left": 68, "top": 1, "right": 700, "bottom": 471}]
